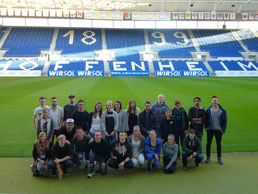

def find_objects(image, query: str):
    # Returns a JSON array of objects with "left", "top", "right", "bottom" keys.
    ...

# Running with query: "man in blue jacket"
[{"left": 205, "top": 96, "right": 227, "bottom": 165}]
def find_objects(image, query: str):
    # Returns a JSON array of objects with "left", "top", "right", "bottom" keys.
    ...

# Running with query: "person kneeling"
[
  {"left": 108, "top": 131, "right": 134, "bottom": 174},
  {"left": 182, "top": 129, "right": 203, "bottom": 169},
  {"left": 48, "top": 135, "right": 73, "bottom": 179},
  {"left": 163, "top": 134, "right": 178, "bottom": 174},
  {"left": 88, "top": 131, "right": 110, "bottom": 178}
]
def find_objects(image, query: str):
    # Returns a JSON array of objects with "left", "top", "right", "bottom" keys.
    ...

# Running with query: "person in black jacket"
[
  {"left": 64, "top": 94, "right": 78, "bottom": 122},
  {"left": 172, "top": 101, "right": 188, "bottom": 158},
  {"left": 32, "top": 132, "right": 51, "bottom": 176},
  {"left": 205, "top": 96, "right": 227, "bottom": 165},
  {"left": 108, "top": 131, "right": 134, "bottom": 174},
  {"left": 87, "top": 131, "right": 110, "bottom": 178},
  {"left": 72, "top": 100, "right": 89, "bottom": 133},
  {"left": 57, "top": 118, "right": 76, "bottom": 143},
  {"left": 139, "top": 101, "right": 155, "bottom": 138},
  {"left": 160, "top": 108, "right": 177, "bottom": 143},
  {"left": 48, "top": 135, "right": 73, "bottom": 179},
  {"left": 182, "top": 129, "right": 203, "bottom": 169},
  {"left": 188, "top": 97, "right": 205, "bottom": 142}
]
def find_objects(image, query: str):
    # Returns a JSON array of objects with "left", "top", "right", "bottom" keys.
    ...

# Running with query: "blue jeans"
[
  {"left": 37, "top": 161, "right": 49, "bottom": 177},
  {"left": 48, "top": 159, "right": 73, "bottom": 172},
  {"left": 195, "top": 129, "right": 203, "bottom": 143},
  {"left": 89, "top": 152, "right": 107, "bottom": 174},
  {"left": 71, "top": 152, "right": 87, "bottom": 168},
  {"left": 182, "top": 151, "right": 203, "bottom": 166},
  {"left": 131, "top": 153, "right": 145, "bottom": 167},
  {"left": 145, "top": 153, "right": 160, "bottom": 169},
  {"left": 105, "top": 133, "right": 117, "bottom": 144}
]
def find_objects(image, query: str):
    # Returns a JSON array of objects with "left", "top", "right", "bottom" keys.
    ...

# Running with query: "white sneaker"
[{"left": 88, "top": 172, "right": 95, "bottom": 178}]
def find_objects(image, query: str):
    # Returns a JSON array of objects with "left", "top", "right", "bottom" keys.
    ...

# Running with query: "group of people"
[{"left": 31, "top": 94, "right": 227, "bottom": 179}]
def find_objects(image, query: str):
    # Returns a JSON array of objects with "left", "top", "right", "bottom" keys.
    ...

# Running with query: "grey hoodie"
[{"left": 163, "top": 142, "right": 178, "bottom": 169}]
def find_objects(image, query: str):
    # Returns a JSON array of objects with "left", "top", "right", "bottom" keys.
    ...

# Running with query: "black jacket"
[
  {"left": 183, "top": 135, "right": 202, "bottom": 155},
  {"left": 32, "top": 143, "right": 51, "bottom": 161},
  {"left": 139, "top": 110, "right": 155, "bottom": 136},
  {"left": 205, "top": 104, "right": 227, "bottom": 133},
  {"left": 51, "top": 143, "right": 72, "bottom": 159},
  {"left": 160, "top": 117, "right": 177, "bottom": 141},
  {"left": 172, "top": 107, "right": 188, "bottom": 131},
  {"left": 188, "top": 106, "right": 205, "bottom": 131},
  {"left": 88, "top": 138, "right": 110, "bottom": 161},
  {"left": 110, "top": 139, "right": 132, "bottom": 160}
]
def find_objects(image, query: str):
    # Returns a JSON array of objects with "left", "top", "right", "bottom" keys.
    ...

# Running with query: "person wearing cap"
[
  {"left": 182, "top": 129, "right": 203, "bottom": 169},
  {"left": 204, "top": 96, "right": 227, "bottom": 165},
  {"left": 188, "top": 97, "right": 205, "bottom": 142},
  {"left": 72, "top": 100, "right": 89, "bottom": 134},
  {"left": 172, "top": 100, "right": 188, "bottom": 158},
  {"left": 64, "top": 94, "right": 78, "bottom": 123},
  {"left": 57, "top": 118, "right": 76, "bottom": 143},
  {"left": 33, "top": 96, "right": 50, "bottom": 130},
  {"left": 151, "top": 94, "right": 169, "bottom": 138}
]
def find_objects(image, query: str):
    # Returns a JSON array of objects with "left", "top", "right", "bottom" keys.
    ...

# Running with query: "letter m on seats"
[{"left": 237, "top": 62, "right": 258, "bottom": 71}]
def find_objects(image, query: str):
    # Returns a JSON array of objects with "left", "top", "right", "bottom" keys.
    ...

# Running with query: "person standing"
[
  {"left": 128, "top": 126, "right": 145, "bottom": 168},
  {"left": 151, "top": 94, "right": 169, "bottom": 137},
  {"left": 108, "top": 131, "right": 134, "bottom": 174},
  {"left": 205, "top": 96, "right": 227, "bottom": 165},
  {"left": 114, "top": 101, "right": 126, "bottom": 136},
  {"left": 182, "top": 129, "right": 203, "bottom": 169},
  {"left": 88, "top": 102, "right": 103, "bottom": 138},
  {"left": 160, "top": 108, "right": 177, "bottom": 144},
  {"left": 49, "top": 97, "right": 64, "bottom": 135},
  {"left": 188, "top": 97, "right": 205, "bottom": 142},
  {"left": 64, "top": 94, "right": 78, "bottom": 122},
  {"left": 33, "top": 96, "right": 49, "bottom": 130},
  {"left": 139, "top": 101, "right": 155, "bottom": 138},
  {"left": 72, "top": 100, "right": 89, "bottom": 133},
  {"left": 172, "top": 100, "right": 188, "bottom": 158},
  {"left": 102, "top": 101, "right": 118, "bottom": 144},
  {"left": 125, "top": 99, "right": 141, "bottom": 137},
  {"left": 87, "top": 131, "right": 110, "bottom": 178},
  {"left": 145, "top": 130, "right": 162, "bottom": 174},
  {"left": 162, "top": 134, "right": 178, "bottom": 174}
]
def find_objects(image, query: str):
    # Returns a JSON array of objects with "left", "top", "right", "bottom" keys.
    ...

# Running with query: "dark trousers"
[
  {"left": 175, "top": 128, "right": 185, "bottom": 157},
  {"left": 182, "top": 151, "right": 203, "bottom": 166},
  {"left": 108, "top": 158, "right": 134, "bottom": 170},
  {"left": 48, "top": 159, "right": 73, "bottom": 172},
  {"left": 206, "top": 130, "right": 222, "bottom": 158},
  {"left": 195, "top": 129, "right": 203, "bottom": 143},
  {"left": 163, "top": 156, "right": 177, "bottom": 173},
  {"left": 89, "top": 152, "right": 107, "bottom": 174}
]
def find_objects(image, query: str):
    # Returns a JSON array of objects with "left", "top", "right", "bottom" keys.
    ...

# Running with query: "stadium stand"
[
  {"left": 236, "top": 30, "right": 258, "bottom": 52},
  {"left": 55, "top": 28, "right": 102, "bottom": 58},
  {"left": 148, "top": 29, "right": 196, "bottom": 58},
  {"left": 1, "top": 28, "right": 54, "bottom": 57},
  {"left": 0, "top": 27, "right": 7, "bottom": 42},
  {"left": 192, "top": 30, "right": 245, "bottom": 58}
]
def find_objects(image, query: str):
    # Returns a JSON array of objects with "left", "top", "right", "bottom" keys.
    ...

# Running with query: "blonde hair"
[
  {"left": 105, "top": 100, "right": 113, "bottom": 117},
  {"left": 57, "top": 134, "right": 66, "bottom": 141},
  {"left": 35, "top": 132, "right": 49, "bottom": 153},
  {"left": 133, "top": 125, "right": 141, "bottom": 139}
]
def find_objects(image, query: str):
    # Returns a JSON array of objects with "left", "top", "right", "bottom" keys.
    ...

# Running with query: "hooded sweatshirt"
[
  {"left": 163, "top": 142, "right": 178, "bottom": 169},
  {"left": 110, "top": 139, "right": 132, "bottom": 161}
]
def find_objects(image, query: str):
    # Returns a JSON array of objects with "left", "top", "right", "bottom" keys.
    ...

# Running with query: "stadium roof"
[{"left": 0, "top": 0, "right": 257, "bottom": 12}]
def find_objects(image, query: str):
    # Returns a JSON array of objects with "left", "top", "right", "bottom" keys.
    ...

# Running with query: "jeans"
[
  {"left": 105, "top": 133, "right": 117, "bottom": 144},
  {"left": 131, "top": 153, "right": 145, "bottom": 167},
  {"left": 145, "top": 153, "right": 160, "bottom": 169},
  {"left": 163, "top": 155, "right": 177, "bottom": 173},
  {"left": 48, "top": 159, "right": 73, "bottom": 172},
  {"left": 195, "top": 129, "right": 203, "bottom": 143},
  {"left": 71, "top": 152, "right": 87, "bottom": 168},
  {"left": 89, "top": 152, "right": 107, "bottom": 174},
  {"left": 108, "top": 158, "right": 134, "bottom": 170},
  {"left": 206, "top": 130, "right": 222, "bottom": 158},
  {"left": 182, "top": 151, "right": 203, "bottom": 166},
  {"left": 37, "top": 161, "right": 49, "bottom": 177}
]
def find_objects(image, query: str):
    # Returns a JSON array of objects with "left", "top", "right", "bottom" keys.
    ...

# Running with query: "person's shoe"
[
  {"left": 218, "top": 158, "right": 223, "bottom": 165},
  {"left": 63, "top": 169, "right": 69, "bottom": 176},
  {"left": 195, "top": 162, "right": 200, "bottom": 168},
  {"left": 51, "top": 170, "right": 57, "bottom": 177},
  {"left": 73, "top": 165, "right": 79, "bottom": 171},
  {"left": 146, "top": 168, "right": 151, "bottom": 174},
  {"left": 183, "top": 165, "right": 187, "bottom": 169},
  {"left": 205, "top": 157, "right": 210, "bottom": 163},
  {"left": 124, "top": 167, "right": 129, "bottom": 173},
  {"left": 88, "top": 172, "right": 95, "bottom": 178},
  {"left": 164, "top": 169, "right": 168, "bottom": 174},
  {"left": 113, "top": 169, "right": 119, "bottom": 175},
  {"left": 139, "top": 164, "right": 143, "bottom": 169}
]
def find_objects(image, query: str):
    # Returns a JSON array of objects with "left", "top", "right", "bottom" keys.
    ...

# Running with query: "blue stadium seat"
[
  {"left": 148, "top": 30, "right": 195, "bottom": 58},
  {"left": 2, "top": 28, "right": 54, "bottom": 57},
  {"left": 236, "top": 30, "right": 258, "bottom": 52},
  {"left": 192, "top": 30, "right": 244, "bottom": 58},
  {"left": 55, "top": 28, "right": 102, "bottom": 57}
]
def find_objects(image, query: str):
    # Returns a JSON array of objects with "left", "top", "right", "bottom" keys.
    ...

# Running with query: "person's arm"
[
  {"left": 124, "top": 111, "right": 129, "bottom": 131},
  {"left": 87, "top": 112, "right": 93, "bottom": 131},
  {"left": 196, "top": 138, "right": 202, "bottom": 155},
  {"left": 221, "top": 109, "right": 227, "bottom": 134},
  {"left": 32, "top": 144, "right": 38, "bottom": 161},
  {"left": 113, "top": 111, "right": 118, "bottom": 132},
  {"left": 165, "top": 144, "right": 178, "bottom": 170},
  {"left": 33, "top": 113, "right": 37, "bottom": 130},
  {"left": 36, "top": 119, "right": 41, "bottom": 138},
  {"left": 102, "top": 112, "right": 107, "bottom": 132},
  {"left": 137, "top": 136, "right": 145, "bottom": 154},
  {"left": 188, "top": 108, "right": 193, "bottom": 123},
  {"left": 160, "top": 119, "right": 165, "bottom": 140},
  {"left": 156, "top": 140, "right": 162, "bottom": 157},
  {"left": 139, "top": 113, "right": 147, "bottom": 135},
  {"left": 63, "top": 105, "right": 67, "bottom": 122},
  {"left": 59, "top": 107, "right": 64, "bottom": 128},
  {"left": 183, "top": 137, "right": 193, "bottom": 154},
  {"left": 204, "top": 109, "right": 209, "bottom": 130}
]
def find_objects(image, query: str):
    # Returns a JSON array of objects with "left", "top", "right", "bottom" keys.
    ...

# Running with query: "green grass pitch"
[{"left": 0, "top": 76, "right": 258, "bottom": 157}]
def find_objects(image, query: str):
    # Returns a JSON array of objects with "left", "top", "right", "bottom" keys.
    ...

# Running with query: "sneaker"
[
  {"left": 124, "top": 167, "right": 129, "bottom": 173},
  {"left": 195, "top": 163, "right": 200, "bottom": 168},
  {"left": 73, "top": 165, "right": 79, "bottom": 171},
  {"left": 183, "top": 165, "right": 187, "bottom": 169},
  {"left": 88, "top": 172, "right": 95, "bottom": 178},
  {"left": 164, "top": 169, "right": 168, "bottom": 174},
  {"left": 146, "top": 168, "right": 151, "bottom": 174},
  {"left": 63, "top": 169, "right": 69, "bottom": 176},
  {"left": 218, "top": 158, "right": 223, "bottom": 165},
  {"left": 113, "top": 169, "right": 119, "bottom": 175},
  {"left": 205, "top": 157, "right": 210, "bottom": 164},
  {"left": 51, "top": 170, "right": 57, "bottom": 177},
  {"left": 139, "top": 164, "right": 143, "bottom": 169}
]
